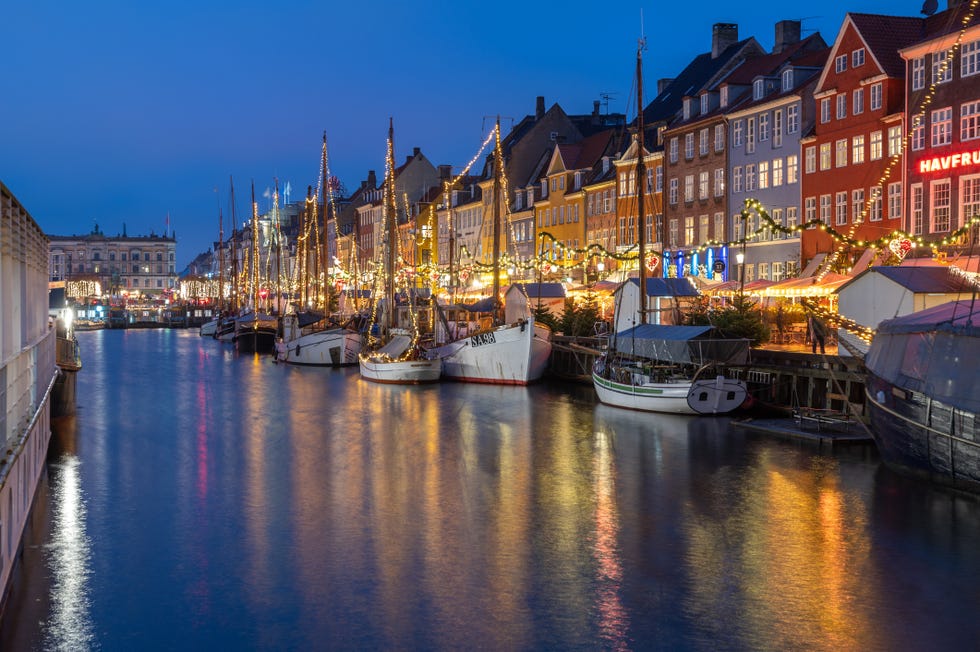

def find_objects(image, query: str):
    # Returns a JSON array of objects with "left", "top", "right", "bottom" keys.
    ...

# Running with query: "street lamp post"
[{"left": 735, "top": 247, "right": 746, "bottom": 299}]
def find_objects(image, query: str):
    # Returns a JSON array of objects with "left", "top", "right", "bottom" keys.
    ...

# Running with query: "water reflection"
[
  {"left": 43, "top": 455, "right": 94, "bottom": 651},
  {"left": 3, "top": 330, "right": 980, "bottom": 649}
]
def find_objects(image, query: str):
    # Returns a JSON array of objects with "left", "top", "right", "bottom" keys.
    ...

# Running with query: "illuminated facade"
[
  {"left": 48, "top": 224, "right": 177, "bottom": 296},
  {"left": 900, "top": 7, "right": 980, "bottom": 249},
  {"left": 725, "top": 27, "right": 828, "bottom": 283},
  {"left": 800, "top": 13, "right": 919, "bottom": 267}
]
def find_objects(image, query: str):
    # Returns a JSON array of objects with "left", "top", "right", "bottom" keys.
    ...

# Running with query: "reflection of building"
[
  {"left": 901, "top": 5, "right": 980, "bottom": 254},
  {"left": 48, "top": 223, "right": 177, "bottom": 296}
]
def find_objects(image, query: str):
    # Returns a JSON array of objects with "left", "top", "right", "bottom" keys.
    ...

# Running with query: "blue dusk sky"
[{"left": 3, "top": 0, "right": 919, "bottom": 268}]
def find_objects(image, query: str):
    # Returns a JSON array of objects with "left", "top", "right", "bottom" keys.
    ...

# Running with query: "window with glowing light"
[
  {"left": 931, "top": 107, "right": 952, "bottom": 146},
  {"left": 787, "top": 155, "right": 798, "bottom": 184},
  {"left": 932, "top": 179, "right": 951, "bottom": 232},
  {"left": 835, "top": 191, "right": 848, "bottom": 225},
  {"left": 961, "top": 100, "right": 980, "bottom": 141}
]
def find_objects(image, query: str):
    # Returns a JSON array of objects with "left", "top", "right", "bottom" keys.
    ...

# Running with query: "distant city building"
[{"left": 48, "top": 223, "right": 177, "bottom": 296}]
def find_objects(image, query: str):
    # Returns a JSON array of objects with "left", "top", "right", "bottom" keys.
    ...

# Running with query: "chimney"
[
  {"left": 536, "top": 96, "right": 545, "bottom": 119},
  {"left": 657, "top": 78, "right": 674, "bottom": 94},
  {"left": 774, "top": 20, "right": 801, "bottom": 54},
  {"left": 413, "top": 146, "right": 421, "bottom": 158},
  {"left": 366, "top": 170, "right": 377, "bottom": 189},
  {"left": 712, "top": 23, "right": 738, "bottom": 59},
  {"left": 438, "top": 164, "right": 452, "bottom": 180},
  {"left": 593, "top": 100, "right": 601, "bottom": 116}
]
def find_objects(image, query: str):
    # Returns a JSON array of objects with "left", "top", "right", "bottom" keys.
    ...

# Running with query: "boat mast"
[
  {"left": 320, "top": 132, "right": 329, "bottom": 313},
  {"left": 218, "top": 205, "right": 224, "bottom": 311},
  {"left": 250, "top": 181, "right": 260, "bottom": 312},
  {"left": 229, "top": 176, "right": 239, "bottom": 314},
  {"left": 636, "top": 36, "right": 648, "bottom": 325},
  {"left": 491, "top": 116, "right": 502, "bottom": 324},
  {"left": 274, "top": 179, "right": 282, "bottom": 314},
  {"left": 384, "top": 118, "right": 397, "bottom": 340}
]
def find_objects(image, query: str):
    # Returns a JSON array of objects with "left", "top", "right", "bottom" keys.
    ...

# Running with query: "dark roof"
[
  {"left": 622, "top": 277, "right": 699, "bottom": 297},
  {"left": 867, "top": 265, "right": 978, "bottom": 293},
  {"left": 722, "top": 34, "right": 826, "bottom": 85},
  {"left": 642, "top": 38, "right": 757, "bottom": 126},
  {"left": 507, "top": 282, "right": 566, "bottom": 299},
  {"left": 848, "top": 13, "right": 926, "bottom": 77}
]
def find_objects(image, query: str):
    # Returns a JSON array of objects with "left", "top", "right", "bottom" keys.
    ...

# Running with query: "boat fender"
[
  {"left": 519, "top": 318, "right": 527, "bottom": 332},
  {"left": 296, "top": 344, "right": 301, "bottom": 356}
]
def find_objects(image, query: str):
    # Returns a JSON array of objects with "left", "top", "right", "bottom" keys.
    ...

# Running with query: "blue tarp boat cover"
[
  {"left": 866, "top": 300, "right": 980, "bottom": 413},
  {"left": 611, "top": 323, "right": 749, "bottom": 365}
]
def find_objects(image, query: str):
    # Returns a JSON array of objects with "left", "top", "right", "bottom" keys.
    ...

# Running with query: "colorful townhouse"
[
  {"left": 800, "top": 12, "right": 923, "bottom": 271},
  {"left": 535, "top": 129, "right": 621, "bottom": 283},
  {"left": 659, "top": 24, "right": 765, "bottom": 280},
  {"left": 725, "top": 26, "right": 829, "bottom": 284},
  {"left": 900, "top": 1, "right": 980, "bottom": 261}
]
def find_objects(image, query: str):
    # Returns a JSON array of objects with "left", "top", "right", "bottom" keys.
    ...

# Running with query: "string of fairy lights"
[{"left": 165, "top": 2, "right": 980, "bottom": 354}]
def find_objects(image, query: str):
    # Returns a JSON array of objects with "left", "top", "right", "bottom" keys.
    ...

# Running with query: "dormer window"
[
  {"left": 753, "top": 79, "right": 764, "bottom": 100},
  {"left": 683, "top": 98, "right": 692, "bottom": 120},
  {"left": 515, "top": 192, "right": 523, "bottom": 210},
  {"left": 720, "top": 86, "right": 729, "bottom": 107},
  {"left": 700, "top": 94, "right": 709, "bottom": 115},
  {"left": 541, "top": 179, "right": 548, "bottom": 197},
  {"left": 781, "top": 69, "right": 793, "bottom": 92}
]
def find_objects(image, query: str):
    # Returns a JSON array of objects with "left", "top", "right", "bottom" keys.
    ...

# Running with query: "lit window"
[{"left": 852, "top": 135, "right": 865, "bottom": 165}]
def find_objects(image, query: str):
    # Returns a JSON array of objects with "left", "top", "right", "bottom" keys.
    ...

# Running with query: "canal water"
[{"left": 2, "top": 329, "right": 980, "bottom": 650}]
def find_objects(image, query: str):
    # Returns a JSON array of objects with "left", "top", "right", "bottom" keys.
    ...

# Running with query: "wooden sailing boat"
[
  {"left": 591, "top": 37, "right": 748, "bottom": 415},
  {"left": 199, "top": 203, "right": 224, "bottom": 337},
  {"left": 215, "top": 177, "right": 240, "bottom": 342},
  {"left": 281, "top": 134, "right": 364, "bottom": 365},
  {"left": 426, "top": 118, "right": 553, "bottom": 385},
  {"left": 234, "top": 182, "right": 279, "bottom": 354},
  {"left": 358, "top": 119, "right": 441, "bottom": 383}
]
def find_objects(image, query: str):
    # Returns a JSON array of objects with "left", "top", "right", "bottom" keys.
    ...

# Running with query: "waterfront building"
[
  {"left": 535, "top": 128, "right": 620, "bottom": 283},
  {"left": 48, "top": 223, "right": 177, "bottom": 298},
  {"left": 800, "top": 12, "right": 921, "bottom": 270},
  {"left": 584, "top": 155, "right": 619, "bottom": 278},
  {"left": 355, "top": 147, "right": 438, "bottom": 281},
  {"left": 0, "top": 182, "right": 57, "bottom": 607},
  {"left": 900, "top": 2, "right": 980, "bottom": 263},
  {"left": 725, "top": 26, "right": 828, "bottom": 284},
  {"left": 659, "top": 23, "right": 764, "bottom": 279}
]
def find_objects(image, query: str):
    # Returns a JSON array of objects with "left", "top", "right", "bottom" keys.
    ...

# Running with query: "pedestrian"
[{"left": 808, "top": 315, "right": 826, "bottom": 354}]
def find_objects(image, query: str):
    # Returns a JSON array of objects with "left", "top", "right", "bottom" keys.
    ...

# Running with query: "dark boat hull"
[
  {"left": 235, "top": 329, "right": 277, "bottom": 354},
  {"left": 866, "top": 372, "right": 980, "bottom": 491}
]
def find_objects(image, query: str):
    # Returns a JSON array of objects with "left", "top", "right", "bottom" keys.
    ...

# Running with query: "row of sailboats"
[
  {"left": 202, "top": 121, "right": 551, "bottom": 386},
  {"left": 358, "top": 118, "right": 553, "bottom": 384}
]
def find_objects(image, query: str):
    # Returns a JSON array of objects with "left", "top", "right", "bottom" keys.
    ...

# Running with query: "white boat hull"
[
  {"left": 592, "top": 370, "right": 747, "bottom": 415},
  {"left": 284, "top": 329, "right": 361, "bottom": 366},
  {"left": 199, "top": 319, "right": 218, "bottom": 337},
  {"left": 430, "top": 318, "right": 552, "bottom": 385},
  {"left": 358, "top": 357, "right": 441, "bottom": 384},
  {"left": 593, "top": 370, "right": 700, "bottom": 414}
]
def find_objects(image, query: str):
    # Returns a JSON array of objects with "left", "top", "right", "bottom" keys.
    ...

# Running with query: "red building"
[
  {"left": 901, "top": 1, "right": 980, "bottom": 258},
  {"left": 800, "top": 12, "right": 924, "bottom": 270}
]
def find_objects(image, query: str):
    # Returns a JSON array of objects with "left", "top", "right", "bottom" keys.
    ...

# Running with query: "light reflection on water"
[
  {"left": 1, "top": 329, "right": 980, "bottom": 650},
  {"left": 43, "top": 456, "right": 94, "bottom": 652}
]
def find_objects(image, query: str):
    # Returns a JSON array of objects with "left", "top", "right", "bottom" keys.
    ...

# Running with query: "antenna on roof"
[
  {"left": 599, "top": 92, "right": 617, "bottom": 115},
  {"left": 798, "top": 16, "right": 822, "bottom": 36}
]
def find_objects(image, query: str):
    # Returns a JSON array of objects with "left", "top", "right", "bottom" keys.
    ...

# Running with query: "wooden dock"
[{"left": 732, "top": 416, "right": 873, "bottom": 447}]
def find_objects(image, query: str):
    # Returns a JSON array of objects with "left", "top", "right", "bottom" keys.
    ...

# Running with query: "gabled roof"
[
  {"left": 726, "top": 49, "right": 830, "bottom": 116},
  {"left": 722, "top": 34, "right": 827, "bottom": 86},
  {"left": 848, "top": 13, "right": 925, "bottom": 77},
  {"left": 642, "top": 38, "right": 759, "bottom": 126},
  {"left": 814, "top": 12, "right": 922, "bottom": 94},
  {"left": 849, "top": 265, "right": 978, "bottom": 293}
]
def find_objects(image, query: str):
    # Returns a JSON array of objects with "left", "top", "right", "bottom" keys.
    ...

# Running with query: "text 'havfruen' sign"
[{"left": 918, "top": 149, "right": 980, "bottom": 173}]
